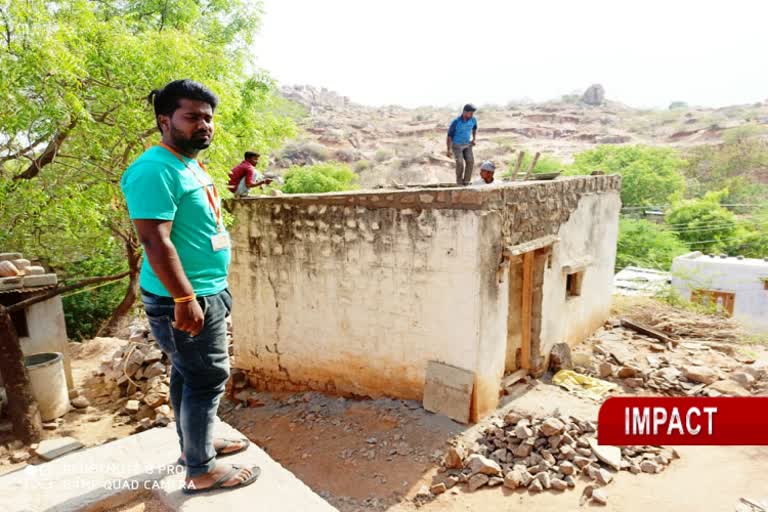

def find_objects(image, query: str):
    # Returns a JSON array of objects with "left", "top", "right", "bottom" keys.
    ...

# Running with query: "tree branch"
[
  {"left": 7, "top": 271, "right": 130, "bottom": 314},
  {"left": 0, "top": 134, "right": 49, "bottom": 164},
  {"left": 13, "top": 117, "right": 78, "bottom": 180}
]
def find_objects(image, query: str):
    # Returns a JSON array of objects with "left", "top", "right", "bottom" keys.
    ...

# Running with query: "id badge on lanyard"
[{"left": 158, "top": 143, "right": 231, "bottom": 252}]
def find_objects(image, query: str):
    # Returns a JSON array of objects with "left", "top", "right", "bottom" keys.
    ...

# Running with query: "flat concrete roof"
[
  {"left": 676, "top": 251, "right": 768, "bottom": 269},
  {"left": 227, "top": 175, "right": 622, "bottom": 212}
]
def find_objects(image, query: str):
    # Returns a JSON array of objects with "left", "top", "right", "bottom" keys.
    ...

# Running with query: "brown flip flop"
[{"left": 176, "top": 438, "right": 250, "bottom": 466}]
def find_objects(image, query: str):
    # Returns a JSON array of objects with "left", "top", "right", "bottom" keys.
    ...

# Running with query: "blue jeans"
[{"left": 141, "top": 288, "right": 232, "bottom": 478}]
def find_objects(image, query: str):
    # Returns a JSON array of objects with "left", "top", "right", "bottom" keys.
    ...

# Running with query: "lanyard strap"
[{"left": 158, "top": 143, "right": 223, "bottom": 232}]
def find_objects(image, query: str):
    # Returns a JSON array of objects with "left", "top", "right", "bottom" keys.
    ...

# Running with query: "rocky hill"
[{"left": 274, "top": 84, "right": 768, "bottom": 188}]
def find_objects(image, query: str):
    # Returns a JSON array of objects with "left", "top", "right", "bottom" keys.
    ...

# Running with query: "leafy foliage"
[
  {"left": 616, "top": 218, "right": 689, "bottom": 271},
  {"left": 281, "top": 162, "right": 359, "bottom": 194},
  {"left": 568, "top": 145, "right": 686, "bottom": 206},
  {"left": 60, "top": 250, "right": 128, "bottom": 340},
  {"left": 664, "top": 191, "right": 740, "bottom": 255}
]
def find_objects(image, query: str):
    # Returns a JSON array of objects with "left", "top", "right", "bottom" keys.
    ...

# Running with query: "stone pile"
[
  {"left": 434, "top": 412, "right": 677, "bottom": 506},
  {"left": 93, "top": 326, "right": 173, "bottom": 430},
  {"left": 583, "top": 326, "right": 763, "bottom": 398}
]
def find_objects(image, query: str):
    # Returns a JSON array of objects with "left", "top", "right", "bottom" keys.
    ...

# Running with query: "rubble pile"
[
  {"left": 572, "top": 322, "right": 767, "bottom": 398},
  {"left": 91, "top": 324, "right": 173, "bottom": 431},
  {"left": 434, "top": 412, "right": 677, "bottom": 506}
]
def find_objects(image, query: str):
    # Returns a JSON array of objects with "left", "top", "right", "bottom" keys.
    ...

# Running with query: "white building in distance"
[{"left": 671, "top": 252, "right": 768, "bottom": 333}]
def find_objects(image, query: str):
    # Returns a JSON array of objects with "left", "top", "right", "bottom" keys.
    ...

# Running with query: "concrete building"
[
  {"left": 671, "top": 252, "right": 768, "bottom": 333},
  {"left": 0, "top": 254, "right": 73, "bottom": 389},
  {"left": 228, "top": 175, "right": 621, "bottom": 421}
]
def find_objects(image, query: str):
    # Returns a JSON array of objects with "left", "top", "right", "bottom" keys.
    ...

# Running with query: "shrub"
[
  {"left": 281, "top": 162, "right": 359, "bottom": 194},
  {"left": 353, "top": 160, "right": 371, "bottom": 172},
  {"left": 374, "top": 149, "right": 392, "bottom": 162}
]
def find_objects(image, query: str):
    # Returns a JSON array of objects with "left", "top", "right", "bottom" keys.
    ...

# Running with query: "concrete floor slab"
[{"left": 0, "top": 420, "right": 337, "bottom": 512}]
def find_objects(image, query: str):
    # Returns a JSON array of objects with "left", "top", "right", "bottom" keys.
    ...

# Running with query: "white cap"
[{"left": 480, "top": 160, "right": 496, "bottom": 172}]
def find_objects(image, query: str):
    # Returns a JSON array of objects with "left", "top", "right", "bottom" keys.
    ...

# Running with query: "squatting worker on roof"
[
  {"left": 447, "top": 103, "right": 478, "bottom": 186},
  {"left": 472, "top": 160, "right": 497, "bottom": 185},
  {"left": 228, "top": 151, "right": 273, "bottom": 197},
  {"left": 120, "top": 79, "right": 259, "bottom": 495}
]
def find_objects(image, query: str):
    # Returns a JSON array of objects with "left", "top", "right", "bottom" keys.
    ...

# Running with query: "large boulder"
[{"left": 581, "top": 84, "right": 605, "bottom": 106}]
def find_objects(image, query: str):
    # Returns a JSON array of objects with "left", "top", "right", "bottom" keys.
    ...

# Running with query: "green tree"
[
  {"left": 281, "top": 162, "right": 359, "bottom": 194},
  {"left": 0, "top": 0, "right": 297, "bottom": 336},
  {"left": 567, "top": 145, "right": 686, "bottom": 206},
  {"left": 616, "top": 218, "right": 689, "bottom": 271},
  {"left": 664, "top": 191, "right": 740, "bottom": 255}
]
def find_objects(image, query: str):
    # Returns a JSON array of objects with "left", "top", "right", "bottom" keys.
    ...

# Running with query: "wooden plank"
[
  {"left": 501, "top": 368, "right": 529, "bottom": 389},
  {"left": 505, "top": 235, "right": 559, "bottom": 257},
  {"left": 620, "top": 318, "right": 678, "bottom": 346},
  {"left": 521, "top": 251, "right": 534, "bottom": 369},
  {"left": 512, "top": 150, "right": 525, "bottom": 180},
  {"left": 524, "top": 152, "right": 541, "bottom": 181}
]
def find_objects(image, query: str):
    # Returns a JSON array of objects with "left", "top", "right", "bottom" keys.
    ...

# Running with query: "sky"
[{"left": 253, "top": 0, "right": 768, "bottom": 109}]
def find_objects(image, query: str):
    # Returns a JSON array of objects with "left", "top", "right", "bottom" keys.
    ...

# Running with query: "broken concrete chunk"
[
  {"left": 444, "top": 445, "right": 466, "bottom": 469},
  {"left": 514, "top": 424, "right": 533, "bottom": 439},
  {"left": 10, "top": 451, "right": 31, "bottom": 463},
  {"left": 423, "top": 361, "right": 474, "bottom": 424},
  {"left": 503, "top": 470, "right": 524, "bottom": 489},
  {"left": 539, "top": 418, "right": 565, "bottom": 437},
  {"left": 595, "top": 468, "right": 614, "bottom": 485},
  {"left": 125, "top": 400, "right": 140, "bottom": 414},
  {"left": 640, "top": 460, "right": 660, "bottom": 474},
  {"left": 465, "top": 454, "right": 502, "bottom": 476},
  {"left": 143, "top": 361, "right": 167, "bottom": 379},
  {"left": 591, "top": 489, "right": 608, "bottom": 505},
  {"left": 598, "top": 362, "right": 614, "bottom": 378},
  {"left": 708, "top": 379, "right": 750, "bottom": 397},
  {"left": 70, "top": 396, "right": 90, "bottom": 409},
  {"left": 559, "top": 460, "right": 575, "bottom": 475},
  {"left": 618, "top": 366, "right": 638, "bottom": 378},
  {"left": 467, "top": 473, "right": 489, "bottom": 491},
  {"left": 34, "top": 437, "right": 84, "bottom": 461},
  {"left": 487, "top": 476, "right": 504, "bottom": 487},
  {"left": 589, "top": 438, "right": 622, "bottom": 470},
  {"left": 430, "top": 482, "right": 447, "bottom": 495},
  {"left": 549, "top": 342, "right": 573, "bottom": 371},
  {"left": 536, "top": 471, "right": 551, "bottom": 489},
  {"left": 684, "top": 366, "right": 718, "bottom": 385},
  {"left": 550, "top": 478, "right": 567, "bottom": 491}
]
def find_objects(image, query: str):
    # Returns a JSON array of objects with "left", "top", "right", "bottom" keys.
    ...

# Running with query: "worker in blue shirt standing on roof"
[{"left": 446, "top": 103, "right": 478, "bottom": 185}]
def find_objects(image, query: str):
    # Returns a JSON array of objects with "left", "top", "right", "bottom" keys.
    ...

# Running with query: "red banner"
[{"left": 597, "top": 397, "right": 768, "bottom": 445}]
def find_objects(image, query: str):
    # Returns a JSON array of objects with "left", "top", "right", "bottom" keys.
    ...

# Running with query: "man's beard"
[{"left": 169, "top": 124, "right": 212, "bottom": 153}]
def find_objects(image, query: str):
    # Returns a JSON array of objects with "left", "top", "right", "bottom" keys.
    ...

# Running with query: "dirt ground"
[
  {"left": 5, "top": 307, "right": 768, "bottom": 511},
  {"left": 0, "top": 337, "right": 136, "bottom": 477},
  {"left": 218, "top": 381, "right": 768, "bottom": 512}
]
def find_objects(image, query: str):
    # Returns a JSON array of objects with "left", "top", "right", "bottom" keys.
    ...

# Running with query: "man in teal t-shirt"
[{"left": 121, "top": 79, "right": 259, "bottom": 495}]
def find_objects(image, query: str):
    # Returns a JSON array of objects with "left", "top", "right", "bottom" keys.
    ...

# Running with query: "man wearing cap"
[
  {"left": 446, "top": 104, "right": 478, "bottom": 185},
  {"left": 472, "top": 160, "right": 497, "bottom": 185}
]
